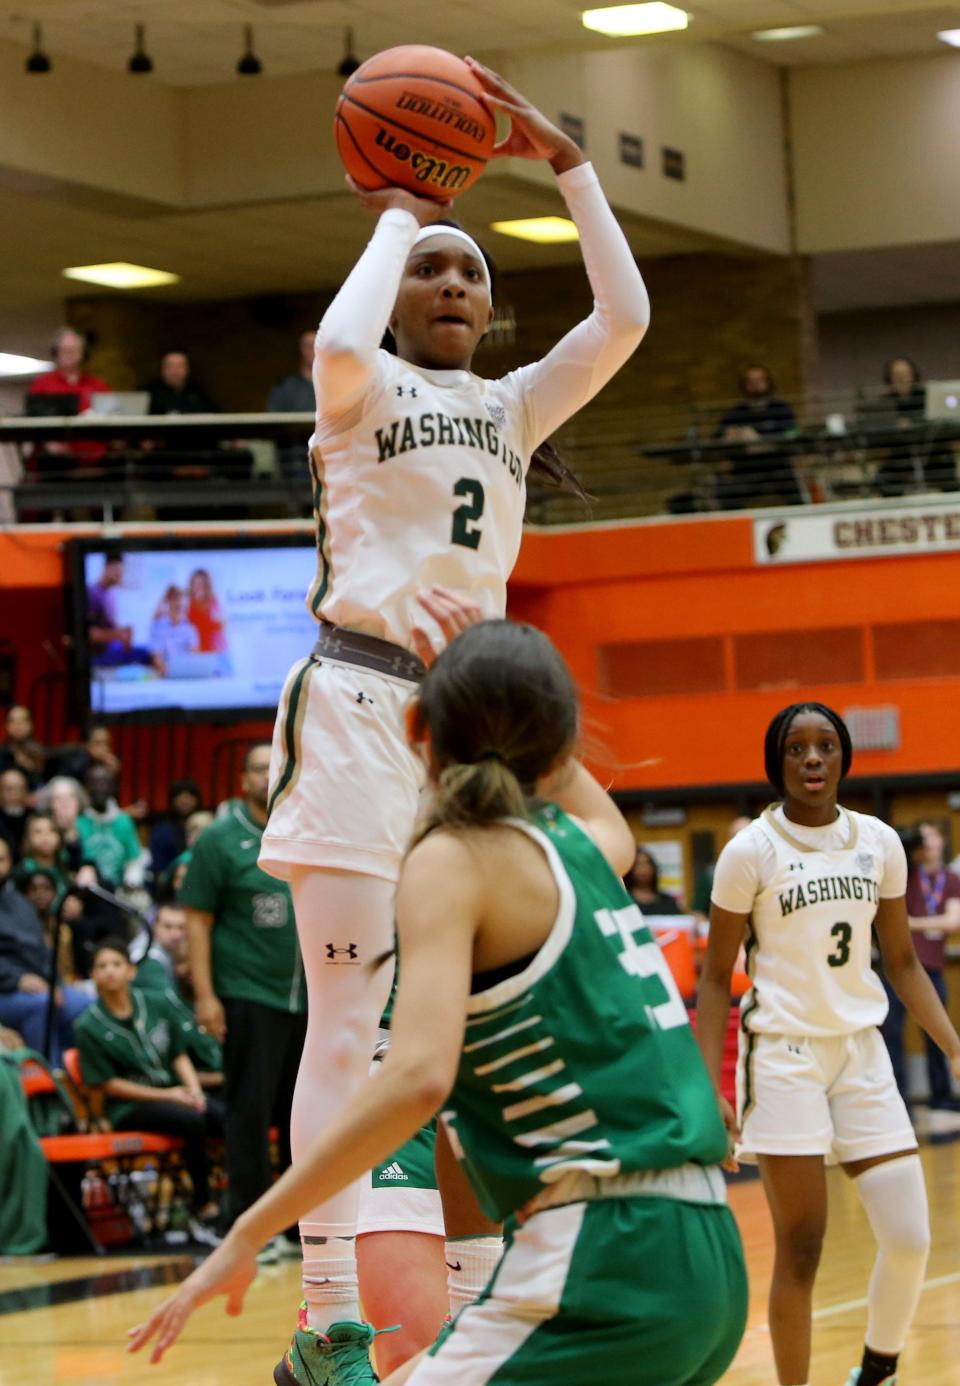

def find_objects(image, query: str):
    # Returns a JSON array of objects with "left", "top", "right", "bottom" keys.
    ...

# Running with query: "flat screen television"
[{"left": 69, "top": 535, "right": 317, "bottom": 720}]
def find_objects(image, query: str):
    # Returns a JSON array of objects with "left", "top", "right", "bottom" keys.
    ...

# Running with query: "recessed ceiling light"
[
  {"left": 752, "top": 25, "right": 825, "bottom": 42},
  {"left": 938, "top": 29, "right": 960, "bottom": 48},
  {"left": 582, "top": 4, "right": 688, "bottom": 39},
  {"left": 62, "top": 262, "right": 180, "bottom": 289},
  {"left": 0, "top": 352, "right": 50, "bottom": 379},
  {"left": 490, "top": 217, "right": 580, "bottom": 245}
]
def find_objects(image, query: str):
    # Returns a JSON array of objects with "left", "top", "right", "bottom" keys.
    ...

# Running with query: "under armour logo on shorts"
[{"left": 325, "top": 943, "right": 359, "bottom": 962}]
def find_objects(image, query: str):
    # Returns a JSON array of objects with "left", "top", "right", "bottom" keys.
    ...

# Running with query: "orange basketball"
[{"left": 335, "top": 46, "right": 496, "bottom": 201}]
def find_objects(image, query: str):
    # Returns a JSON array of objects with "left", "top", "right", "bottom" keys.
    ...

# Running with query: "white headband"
[{"left": 411, "top": 225, "right": 491, "bottom": 296}]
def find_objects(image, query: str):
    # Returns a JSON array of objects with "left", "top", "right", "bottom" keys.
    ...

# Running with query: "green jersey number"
[
  {"left": 595, "top": 906, "right": 689, "bottom": 1031},
  {"left": 451, "top": 478, "right": 485, "bottom": 550},
  {"left": 827, "top": 920, "right": 852, "bottom": 968}
]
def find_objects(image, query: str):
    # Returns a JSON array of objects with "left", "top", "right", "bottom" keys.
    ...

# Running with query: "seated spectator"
[
  {"left": 58, "top": 865, "right": 127, "bottom": 981},
  {"left": 876, "top": 358, "right": 957, "bottom": 495},
  {"left": 77, "top": 765, "right": 148, "bottom": 892},
  {"left": 75, "top": 938, "right": 224, "bottom": 1240},
  {"left": 143, "top": 349, "right": 219, "bottom": 417},
  {"left": 150, "top": 780, "right": 203, "bottom": 883},
  {"left": 265, "top": 330, "right": 315, "bottom": 414},
  {"left": 49, "top": 727, "right": 120, "bottom": 785},
  {"left": 25, "top": 327, "right": 109, "bottom": 473},
  {"left": 156, "top": 809, "right": 215, "bottom": 903},
  {"left": 0, "top": 835, "right": 92, "bottom": 1063},
  {"left": 134, "top": 904, "right": 223, "bottom": 1086},
  {"left": 15, "top": 812, "right": 83, "bottom": 899},
  {"left": 0, "top": 706, "right": 46, "bottom": 788},
  {"left": 624, "top": 847, "right": 682, "bottom": 916},
  {"left": 85, "top": 550, "right": 159, "bottom": 674},
  {"left": 0, "top": 767, "right": 31, "bottom": 859},
  {"left": 149, "top": 586, "right": 200, "bottom": 666},
  {"left": 714, "top": 364, "right": 802, "bottom": 509},
  {"left": 36, "top": 775, "right": 88, "bottom": 863},
  {"left": 15, "top": 866, "right": 74, "bottom": 980}
]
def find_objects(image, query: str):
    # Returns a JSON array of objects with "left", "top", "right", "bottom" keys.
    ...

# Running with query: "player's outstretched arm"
[
  {"left": 540, "top": 759, "right": 635, "bottom": 877},
  {"left": 875, "top": 895, "right": 960, "bottom": 1081}
]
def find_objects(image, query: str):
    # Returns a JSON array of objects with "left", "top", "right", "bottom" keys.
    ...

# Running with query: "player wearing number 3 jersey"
[
  {"left": 256, "top": 59, "right": 651, "bottom": 1386},
  {"left": 697, "top": 702, "right": 960, "bottom": 1386}
]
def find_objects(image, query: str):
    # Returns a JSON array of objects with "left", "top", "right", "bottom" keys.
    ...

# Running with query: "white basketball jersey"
[
  {"left": 306, "top": 351, "right": 531, "bottom": 649},
  {"left": 736, "top": 807, "right": 898, "bottom": 1038}
]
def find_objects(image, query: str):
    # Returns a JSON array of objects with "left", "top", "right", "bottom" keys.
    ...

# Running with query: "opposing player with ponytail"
[{"left": 131, "top": 621, "right": 747, "bottom": 1385}]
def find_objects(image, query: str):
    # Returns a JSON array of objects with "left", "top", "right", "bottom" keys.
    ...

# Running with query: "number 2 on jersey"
[
  {"left": 827, "top": 920, "right": 852, "bottom": 968},
  {"left": 451, "top": 477, "right": 485, "bottom": 550}
]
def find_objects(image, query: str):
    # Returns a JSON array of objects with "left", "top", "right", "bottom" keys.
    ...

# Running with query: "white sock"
[
  {"left": 855, "top": 1155, "right": 930, "bottom": 1355},
  {"left": 445, "top": 1236, "right": 503, "bottom": 1318},
  {"left": 301, "top": 1234, "right": 361, "bottom": 1332}
]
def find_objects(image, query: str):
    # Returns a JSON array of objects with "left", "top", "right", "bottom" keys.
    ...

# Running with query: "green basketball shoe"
[{"left": 274, "top": 1306, "right": 393, "bottom": 1386}]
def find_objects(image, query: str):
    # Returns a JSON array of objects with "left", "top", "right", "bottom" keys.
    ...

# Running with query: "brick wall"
[{"left": 67, "top": 247, "right": 815, "bottom": 521}]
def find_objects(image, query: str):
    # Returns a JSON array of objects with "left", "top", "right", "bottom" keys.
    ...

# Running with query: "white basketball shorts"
[
  {"left": 736, "top": 1026, "right": 917, "bottom": 1165},
  {"left": 259, "top": 654, "right": 425, "bottom": 883}
]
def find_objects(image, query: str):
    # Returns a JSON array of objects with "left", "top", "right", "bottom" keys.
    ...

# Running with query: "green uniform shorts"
[{"left": 411, "top": 1194, "right": 747, "bottom": 1385}]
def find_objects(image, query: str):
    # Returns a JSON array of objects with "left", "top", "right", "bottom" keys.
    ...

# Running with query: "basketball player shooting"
[{"left": 218, "top": 56, "right": 651, "bottom": 1386}]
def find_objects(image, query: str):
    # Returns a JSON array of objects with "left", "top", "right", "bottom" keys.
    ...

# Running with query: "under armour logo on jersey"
[
  {"left": 326, "top": 942, "right": 359, "bottom": 962},
  {"left": 396, "top": 384, "right": 418, "bottom": 398},
  {"left": 356, "top": 691, "right": 373, "bottom": 705},
  {"left": 788, "top": 861, "right": 805, "bottom": 871}
]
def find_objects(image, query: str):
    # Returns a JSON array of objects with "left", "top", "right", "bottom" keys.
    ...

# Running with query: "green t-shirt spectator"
[
  {"left": 178, "top": 801, "right": 304, "bottom": 1014},
  {"left": 76, "top": 807, "right": 142, "bottom": 888},
  {"left": 74, "top": 988, "right": 190, "bottom": 1125},
  {"left": 132, "top": 969, "right": 222, "bottom": 1074}
]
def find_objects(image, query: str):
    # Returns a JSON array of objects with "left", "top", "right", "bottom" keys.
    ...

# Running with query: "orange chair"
[{"left": 20, "top": 1051, "right": 186, "bottom": 1253}]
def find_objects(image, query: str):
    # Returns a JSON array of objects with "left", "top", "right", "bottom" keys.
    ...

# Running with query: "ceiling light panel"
[
  {"left": 62, "top": 262, "right": 180, "bottom": 289},
  {"left": 582, "top": 4, "right": 688, "bottom": 39},
  {"left": 490, "top": 217, "right": 580, "bottom": 244}
]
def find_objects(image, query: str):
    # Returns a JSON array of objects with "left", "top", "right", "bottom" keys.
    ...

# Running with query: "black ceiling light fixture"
[
  {"left": 337, "top": 27, "right": 360, "bottom": 78},
  {"left": 25, "top": 22, "right": 51, "bottom": 73},
  {"left": 237, "top": 24, "right": 262, "bottom": 76},
  {"left": 128, "top": 23, "right": 153, "bottom": 75}
]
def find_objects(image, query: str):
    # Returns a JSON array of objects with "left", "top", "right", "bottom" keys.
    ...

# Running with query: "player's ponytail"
[{"left": 410, "top": 620, "right": 578, "bottom": 844}]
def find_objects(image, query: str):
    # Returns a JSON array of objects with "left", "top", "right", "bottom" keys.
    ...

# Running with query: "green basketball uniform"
[
  {"left": 412, "top": 807, "right": 746, "bottom": 1386},
  {"left": 179, "top": 802, "right": 305, "bottom": 1014},
  {"left": 75, "top": 989, "right": 189, "bottom": 1126}
]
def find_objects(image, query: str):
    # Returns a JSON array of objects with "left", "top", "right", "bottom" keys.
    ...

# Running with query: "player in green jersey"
[{"left": 129, "top": 620, "right": 747, "bottom": 1384}]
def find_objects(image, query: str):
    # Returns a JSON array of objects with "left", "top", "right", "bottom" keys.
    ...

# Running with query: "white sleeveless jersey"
[
  {"left": 712, "top": 806, "right": 907, "bottom": 1038},
  {"left": 306, "top": 351, "right": 531, "bottom": 650}
]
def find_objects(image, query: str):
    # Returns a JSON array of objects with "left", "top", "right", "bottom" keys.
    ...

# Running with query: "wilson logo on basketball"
[
  {"left": 395, "top": 92, "right": 489, "bottom": 145},
  {"left": 374, "top": 127, "right": 472, "bottom": 191}
]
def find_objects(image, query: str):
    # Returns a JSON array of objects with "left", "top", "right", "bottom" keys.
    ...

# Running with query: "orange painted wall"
[{"left": 2, "top": 516, "right": 957, "bottom": 795}]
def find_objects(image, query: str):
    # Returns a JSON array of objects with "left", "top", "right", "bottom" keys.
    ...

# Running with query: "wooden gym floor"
[{"left": 2, "top": 1133, "right": 959, "bottom": 1385}]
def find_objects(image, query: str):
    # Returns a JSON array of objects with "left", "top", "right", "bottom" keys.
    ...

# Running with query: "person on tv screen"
[
  {"left": 150, "top": 586, "right": 201, "bottom": 667},
  {"left": 187, "top": 569, "right": 228, "bottom": 654},
  {"left": 86, "top": 550, "right": 159, "bottom": 673}
]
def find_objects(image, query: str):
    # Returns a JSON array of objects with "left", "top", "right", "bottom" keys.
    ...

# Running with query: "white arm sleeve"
[
  {"left": 513, "top": 162, "right": 650, "bottom": 450},
  {"left": 711, "top": 829, "right": 763, "bottom": 916},
  {"left": 313, "top": 207, "right": 420, "bottom": 426},
  {"left": 877, "top": 823, "right": 908, "bottom": 898}
]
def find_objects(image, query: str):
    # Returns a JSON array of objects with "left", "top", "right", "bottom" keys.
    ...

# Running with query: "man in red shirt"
[
  {"left": 26, "top": 327, "right": 109, "bottom": 468},
  {"left": 882, "top": 821, "right": 960, "bottom": 1108}
]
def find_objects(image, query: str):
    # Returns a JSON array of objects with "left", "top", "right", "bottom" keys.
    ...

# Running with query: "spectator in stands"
[
  {"left": 36, "top": 776, "right": 89, "bottom": 865},
  {"left": 86, "top": 551, "right": 160, "bottom": 673},
  {"left": 624, "top": 847, "right": 682, "bottom": 916},
  {"left": 74, "top": 938, "right": 223, "bottom": 1243},
  {"left": 876, "top": 358, "right": 957, "bottom": 494},
  {"left": 143, "top": 349, "right": 219, "bottom": 417},
  {"left": 77, "top": 765, "right": 148, "bottom": 892},
  {"left": 0, "top": 768, "right": 31, "bottom": 859},
  {"left": 25, "top": 327, "right": 109, "bottom": 471},
  {"left": 714, "top": 364, "right": 802, "bottom": 509},
  {"left": 149, "top": 586, "right": 200, "bottom": 666},
  {"left": 266, "top": 330, "right": 316, "bottom": 413},
  {"left": 181, "top": 743, "right": 305, "bottom": 1244},
  {"left": 14, "top": 813, "right": 79, "bottom": 899},
  {"left": 882, "top": 823, "right": 960, "bottom": 1108},
  {"left": 58, "top": 863, "right": 126, "bottom": 981},
  {"left": 0, "top": 706, "right": 46, "bottom": 788},
  {"left": 50, "top": 728, "right": 120, "bottom": 785},
  {"left": 136, "top": 902, "right": 188, "bottom": 994},
  {"left": 149, "top": 780, "right": 203, "bottom": 883},
  {"left": 0, "top": 835, "right": 92, "bottom": 1061}
]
